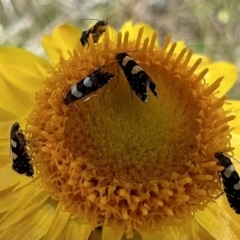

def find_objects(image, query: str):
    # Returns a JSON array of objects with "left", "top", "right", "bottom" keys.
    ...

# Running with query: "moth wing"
[
  {"left": 148, "top": 78, "right": 159, "bottom": 97},
  {"left": 97, "top": 73, "right": 112, "bottom": 88},
  {"left": 127, "top": 72, "right": 148, "bottom": 103}
]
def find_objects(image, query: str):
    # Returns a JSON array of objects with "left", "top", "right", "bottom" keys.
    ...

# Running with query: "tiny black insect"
[
  {"left": 10, "top": 122, "right": 34, "bottom": 177},
  {"left": 115, "top": 52, "right": 159, "bottom": 103},
  {"left": 80, "top": 20, "right": 108, "bottom": 46},
  {"left": 214, "top": 152, "right": 240, "bottom": 214},
  {"left": 63, "top": 67, "right": 114, "bottom": 105}
]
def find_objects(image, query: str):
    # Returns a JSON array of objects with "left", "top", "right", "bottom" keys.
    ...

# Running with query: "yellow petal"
[
  {"left": 12, "top": 175, "right": 34, "bottom": 191},
  {"left": 79, "top": 222, "right": 95, "bottom": 240},
  {"left": 119, "top": 20, "right": 158, "bottom": 47},
  {"left": 224, "top": 100, "right": 240, "bottom": 135},
  {"left": 58, "top": 220, "right": 100, "bottom": 240},
  {"left": 197, "top": 62, "right": 237, "bottom": 97},
  {"left": 43, "top": 204, "right": 71, "bottom": 240},
  {"left": 0, "top": 107, "right": 19, "bottom": 122},
  {"left": 0, "top": 47, "right": 50, "bottom": 117},
  {"left": 0, "top": 155, "right": 11, "bottom": 167},
  {"left": 102, "top": 225, "right": 124, "bottom": 240},
  {"left": 42, "top": 24, "right": 81, "bottom": 64},
  {"left": 0, "top": 178, "right": 49, "bottom": 231},
  {"left": 0, "top": 163, "right": 28, "bottom": 192},
  {"left": 232, "top": 133, "right": 240, "bottom": 158},
  {"left": 140, "top": 218, "right": 215, "bottom": 240},
  {"left": 0, "top": 199, "right": 55, "bottom": 240},
  {"left": 195, "top": 199, "right": 240, "bottom": 239},
  {"left": 0, "top": 176, "right": 32, "bottom": 213},
  {"left": 58, "top": 218, "right": 83, "bottom": 240},
  {"left": 167, "top": 40, "right": 186, "bottom": 55},
  {"left": 0, "top": 140, "right": 10, "bottom": 156},
  {"left": 190, "top": 54, "right": 211, "bottom": 68},
  {"left": 103, "top": 25, "right": 118, "bottom": 44}
]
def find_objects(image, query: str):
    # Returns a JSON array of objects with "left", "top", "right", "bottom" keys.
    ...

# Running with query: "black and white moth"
[
  {"left": 214, "top": 152, "right": 240, "bottom": 214},
  {"left": 80, "top": 20, "right": 108, "bottom": 46},
  {"left": 63, "top": 67, "right": 114, "bottom": 105},
  {"left": 10, "top": 122, "right": 34, "bottom": 177},
  {"left": 115, "top": 52, "right": 159, "bottom": 103}
]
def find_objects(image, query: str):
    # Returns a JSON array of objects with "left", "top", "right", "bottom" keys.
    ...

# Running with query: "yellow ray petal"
[
  {"left": 0, "top": 186, "right": 20, "bottom": 214},
  {"left": 232, "top": 133, "right": 240, "bottom": 158},
  {"left": 0, "top": 199, "right": 56, "bottom": 240},
  {"left": 42, "top": 23, "right": 81, "bottom": 64},
  {"left": 102, "top": 225, "right": 124, "bottom": 240},
  {"left": 43, "top": 203, "right": 71, "bottom": 240},
  {"left": 197, "top": 62, "right": 237, "bottom": 97},
  {"left": 12, "top": 175, "right": 36, "bottom": 191},
  {"left": 101, "top": 25, "right": 118, "bottom": 44},
  {"left": 0, "top": 47, "right": 50, "bottom": 117},
  {"left": 140, "top": 218, "right": 215, "bottom": 240},
  {"left": 57, "top": 220, "right": 99, "bottom": 240},
  {"left": 224, "top": 100, "right": 240, "bottom": 135},
  {"left": 0, "top": 85, "right": 34, "bottom": 119},
  {"left": 108, "top": 25, "right": 118, "bottom": 41},
  {"left": 57, "top": 218, "right": 83, "bottom": 240},
  {"left": 119, "top": 20, "right": 158, "bottom": 47},
  {"left": 0, "top": 179, "right": 49, "bottom": 231},
  {"left": 0, "top": 140, "right": 10, "bottom": 156},
  {"left": 79, "top": 222, "right": 95, "bottom": 240},
  {"left": 196, "top": 199, "right": 240, "bottom": 239},
  {"left": 0, "top": 107, "right": 19, "bottom": 122},
  {"left": 167, "top": 40, "right": 186, "bottom": 55},
  {"left": 190, "top": 54, "right": 211, "bottom": 68},
  {"left": 0, "top": 163, "right": 28, "bottom": 192},
  {"left": 0, "top": 47, "right": 50, "bottom": 86},
  {"left": 0, "top": 155, "right": 11, "bottom": 167},
  {"left": 0, "top": 176, "right": 33, "bottom": 213}
]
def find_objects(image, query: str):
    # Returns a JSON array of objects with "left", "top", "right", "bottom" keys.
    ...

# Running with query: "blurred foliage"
[{"left": 0, "top": 0, "right": 239, "bottom": 98}]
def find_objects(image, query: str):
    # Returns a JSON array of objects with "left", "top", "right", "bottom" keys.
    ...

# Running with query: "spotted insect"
[
  {"left": 214, "top": 152, "right": 240, "bottom": 214},
  {"left": 10, "top": 122, "right": 34, "bottom": 177},
  {"left": 115, "top": 52, "right": 159, "bottom": 103},
  {"left": 80, "top": 20, "right": 108, "bottom": 46},
  {"left": 63, "top": 67, "right": 114, "bottom": 105}
]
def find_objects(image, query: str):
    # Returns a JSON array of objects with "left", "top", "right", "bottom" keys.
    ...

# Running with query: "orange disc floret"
[{"left": 26, "top": 29, "right": 234, "bottom": 238}]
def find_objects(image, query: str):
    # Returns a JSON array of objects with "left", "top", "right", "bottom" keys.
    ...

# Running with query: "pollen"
[{"left": 26, "top": 28, "right": 235, "bottom": 238}]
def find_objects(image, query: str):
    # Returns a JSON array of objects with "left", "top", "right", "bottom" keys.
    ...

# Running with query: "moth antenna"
[
  {"left": 73, "top": 103, "right": 79, "bottom": 111},
  {"left": 83, "top": 95, "right": 97, "bottom": 102}
]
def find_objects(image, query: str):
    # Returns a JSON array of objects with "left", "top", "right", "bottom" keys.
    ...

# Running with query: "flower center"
[
  {"left": 64, "top": 56, "right": 199, "bottom": 187},
  {"left": 27, "top": 29, "right": 234, "bottom": 238}
]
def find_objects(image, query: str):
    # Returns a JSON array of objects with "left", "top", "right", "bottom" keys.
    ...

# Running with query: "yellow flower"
[{"left": 0, "top": 21, "right": 240, "bottom": 239}]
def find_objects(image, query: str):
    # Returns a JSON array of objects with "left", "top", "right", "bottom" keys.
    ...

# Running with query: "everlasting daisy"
[{"left": 0, "top": 21, "right": 240, "bottom": 240}]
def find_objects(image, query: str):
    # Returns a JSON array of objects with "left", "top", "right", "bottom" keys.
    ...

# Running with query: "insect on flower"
[
  {"left": 115, "top": 52, "right": 159, "bottom": 103},
  {"left": 10, "top": 122, "right": 34, "bottom": 177},
  {"left": 80, "top": 19, "right": 108, "bottom": 46},
  {"left": 63, "top": 66, "right": 115, "bottom": 105},
  {"left": 214, "top": 152, "right": 240, "bottom": 214}
]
